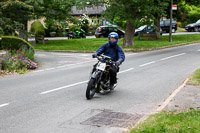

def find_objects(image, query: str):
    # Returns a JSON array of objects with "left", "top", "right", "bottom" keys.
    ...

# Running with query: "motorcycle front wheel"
[{"left": 86, "top": 78, "right": 98, "bottom": 99}]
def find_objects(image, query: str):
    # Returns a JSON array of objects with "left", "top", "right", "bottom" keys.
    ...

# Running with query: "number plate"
[{"left": 96, "top": 62, "right": 106, "bottom": 71}]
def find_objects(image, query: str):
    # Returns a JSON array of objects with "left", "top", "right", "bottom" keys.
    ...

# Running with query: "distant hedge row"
[{"left": 0, "top": 36, "right": 34, "bottom": 52}]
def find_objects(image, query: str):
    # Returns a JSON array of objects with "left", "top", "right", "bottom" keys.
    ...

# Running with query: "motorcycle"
[{"left": 86, "top": 55, "right": 118, "bottom": 99}]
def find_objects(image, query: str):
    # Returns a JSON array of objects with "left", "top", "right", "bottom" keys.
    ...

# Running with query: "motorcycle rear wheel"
[{"left": 86, "top": 78, "right": 98, "bottom": 99}]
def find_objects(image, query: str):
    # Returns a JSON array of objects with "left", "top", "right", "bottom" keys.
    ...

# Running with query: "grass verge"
[
  {"left": 130, "top": 109, "right": 200, "bottom": 133},
  {"left": 33, "top": 34, "right": 200, "bottom": 51},
  {"left": 187, "top": 69, "right": 200, "bottom": 86}
]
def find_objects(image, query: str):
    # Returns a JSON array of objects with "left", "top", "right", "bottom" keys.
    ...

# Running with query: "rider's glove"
[
  {"left": 116, "top": 61, "right": 121, "bottom": 67},
  {"left": 92, "top": 53, "right": 97, "bottom": 58}
]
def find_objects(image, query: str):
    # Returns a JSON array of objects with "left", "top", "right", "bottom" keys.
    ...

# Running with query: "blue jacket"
[{"left": 96, "top": 43, "right": 125, "bottom": 62}]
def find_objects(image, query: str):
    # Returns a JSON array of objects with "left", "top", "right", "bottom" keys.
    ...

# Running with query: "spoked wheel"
[{"left": 86, "top": 78, "right": 98, "bottom": 99}]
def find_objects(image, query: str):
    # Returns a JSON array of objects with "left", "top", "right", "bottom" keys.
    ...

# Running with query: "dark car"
[
  {"left": 95, "top": 25, "right": 125, "bottom": 38},
  {"left": 160, "top": 19, "right": 177, "bottom": 33},
  {"left": 185, "top": 20, "right": 200, "bottom": 32},
  {"left": 134, "top": 25, "right": 162, "bottom": 36}
]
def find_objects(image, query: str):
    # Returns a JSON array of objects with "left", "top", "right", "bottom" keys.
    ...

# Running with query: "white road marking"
[
  {"left": 140, "top": 61, "right": 156, "bottom": 67},
  {"left": 139, "top": 53, "right": 186, "bottom": 67},
  {"left": 126, "top": 53, "right": 138, "bottom": 56},
  {"left": 160, "top": 53, "right": 186, "bottom": 61},
  {"left": 0, "top": 103, "right": 9, "bottom": 108},
  {"left": 40, "top": 68, "right": 134, "bottom": 94},
  {"left": 40, "top": 80, "right": 88, "bottom": 94},
  {"left": 119, "top": 68, "right": 134, "bottom": 74}
]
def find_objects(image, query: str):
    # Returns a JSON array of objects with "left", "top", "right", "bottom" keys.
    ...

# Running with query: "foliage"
[
  {"left": 69, "top": 25, "right": 81, "bottom": 32},
  {"left": 39, "top": 0, "right": 75, "bottom": 20},
  {"left": 79, "top": 14, "right": 90, "bottom": 33},
  {"left": 169, "top": 1, "right": 200, "bottom": 27},
  {"left": 44, "top": 19, "right": 69, "bottom": 37},
  {"left": 0, "top": 0, "right": 75, "bottom": 38},
  {"left": 2, "top": 49, "right": 37, "bottom": 73},
  {"left": 0, "top": 0, "right": 43, "bottom": 36},
  {"left": 0, "top": 36, "right": 34, "bottom": 52},
  {"left": 31, "top": 21, "right": 45, "bottom": 36}
]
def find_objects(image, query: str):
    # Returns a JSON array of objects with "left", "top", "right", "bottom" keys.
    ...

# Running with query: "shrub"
[
  {"left": 182, "top": 13, "right": 200, "bottom": 27},
  {"left": 31, "top": 21, "right": 45, "bottom": 36},
  {"left": 177, "top": 22, "right": 182, "bottom": 27},
  {"left": 69, "top": 25, "right": 80, "bottom": 32},
  {"left": 0, "top": 36, "right": 34, "bottom": 52}
]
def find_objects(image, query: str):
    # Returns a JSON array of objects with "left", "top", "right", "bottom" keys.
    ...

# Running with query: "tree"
[
  {"left": 77, "top": 0, "right": 158, "bottom": 47},
  {"left": 0, "top": 0, "right": 75, "bottom": 40},
  {"left": 152, "top": 0, "right": 169, "bottom": 39},
  {"left": 0, "top": 0, "right": 43, "bottom": 40},
  {"left": 104, "top": 0, "right": 158, "bottom": 46}
]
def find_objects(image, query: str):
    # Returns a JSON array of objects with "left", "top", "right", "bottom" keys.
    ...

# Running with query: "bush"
[
  {"left": 182, "top": 13, "right": 200, "bottom": 27},
  {"left": 69, "top": 25, "right": 80, "bottom": 32},
  {"left": 177, "top": 22, "right": 182, "bottom": 27},
  {"left": 31, "top": 21, "right": 45, "bottom": 36},
  {"left": 0, "top": 36, "right": 34, "bottom": 52}
]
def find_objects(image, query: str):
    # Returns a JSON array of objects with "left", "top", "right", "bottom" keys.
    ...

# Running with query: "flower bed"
[{"left": 1, "top": 49, "right": 37, "bottom": 74}]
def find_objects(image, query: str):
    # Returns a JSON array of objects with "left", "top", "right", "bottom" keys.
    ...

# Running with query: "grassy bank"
[
  {"left": 130, "top": 109, "right": 200, "bottom": 133},
  {"left": 187, "top": 69, "right": 200, "bottom": 86},
  {"left": 33, "top": 34, "right": 200, "bottom": 51}
]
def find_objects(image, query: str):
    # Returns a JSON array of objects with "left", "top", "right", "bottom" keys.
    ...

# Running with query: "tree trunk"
[
  {"left": 154, "top": 15, "right": 161, "bottom": 39},
  {"left": 123, "top": 20, "right": 135, "bottom": 47},
  {"left": 19, "top": 30, "right": 28, "bottom": 41},
  {"left": 19, "top": 21, "right": 28, "bottom": 41}
]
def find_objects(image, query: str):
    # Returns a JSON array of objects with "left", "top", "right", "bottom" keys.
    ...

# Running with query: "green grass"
[
  {"left": 130, "top": 109, "right": 200, "bottom": 133},
  {"left": 34, "top": 38, "right": 108, "bottom": 51},
  {"left": 187, "top": 69, "right": 200, "bottom": 86},
  {"left": 33, "top": 34, "right": 200, "bottom": 51}
]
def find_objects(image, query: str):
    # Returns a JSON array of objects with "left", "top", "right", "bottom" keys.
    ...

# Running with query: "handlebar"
[{"left": 96, "top": 55, "right": 116, "bottom": 65}]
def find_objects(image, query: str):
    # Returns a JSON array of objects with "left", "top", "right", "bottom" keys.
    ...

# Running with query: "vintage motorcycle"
[{"left": 86, "top": 55, "right": 118, "bottom": 99}]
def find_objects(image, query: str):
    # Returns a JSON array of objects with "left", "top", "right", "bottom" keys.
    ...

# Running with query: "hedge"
[
  {"left": 0, "top": 36, "right": 35, "bottom": 52},
  {"left": 31, "top": 21, "right": 45, "bottom": 36}
]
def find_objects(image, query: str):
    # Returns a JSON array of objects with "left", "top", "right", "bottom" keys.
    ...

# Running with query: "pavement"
[{"left": 164, "top": 82, "right": 200, "bottom": 111}]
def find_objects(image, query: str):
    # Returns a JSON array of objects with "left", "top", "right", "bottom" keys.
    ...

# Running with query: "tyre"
[
  {"left": 100, "top": 35, "right": 104, "bottom": 38},
  {"left": 172, "top": 28, "right": 176, "bottom": 33},
  {"left": 194, "top": 27, "right": 198, "bottom": 32},
  {"left": 86, "top": 78, "right": 98, "bottom": 99}
]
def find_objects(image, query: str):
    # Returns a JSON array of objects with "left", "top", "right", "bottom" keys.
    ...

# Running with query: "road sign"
[{"left": 172, "top": 5, "right": 177, "bottom": 10}]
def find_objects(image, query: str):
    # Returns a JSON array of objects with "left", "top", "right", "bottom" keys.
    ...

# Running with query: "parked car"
[
  {"left": 185, "top": 20, "right": 200, "bottom": 32},
  {"left": 160, "top": 19, "right": 177, "bottom": 33},
  {"left": 95, "top": 25, "right": 125, "bottom": 38},
  {"left": 134, "top": 25, "right": 162, "bottom": 36}
]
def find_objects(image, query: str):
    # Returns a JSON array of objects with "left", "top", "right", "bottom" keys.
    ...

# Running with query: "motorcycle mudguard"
[{"left": 91, "top": 71, "right": 101, "bottom": 79}]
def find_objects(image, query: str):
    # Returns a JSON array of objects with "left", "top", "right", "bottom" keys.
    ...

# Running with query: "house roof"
[{"left": 71, "top": 6, "right": 106, "bottom": 15}]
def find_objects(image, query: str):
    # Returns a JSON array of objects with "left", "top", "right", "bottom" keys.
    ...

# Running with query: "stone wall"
[{"left": 0, "top": 51, "right": 6, "bottom": 70}]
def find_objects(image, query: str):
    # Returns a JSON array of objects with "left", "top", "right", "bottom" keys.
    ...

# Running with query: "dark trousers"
[
  {"left": 109, "top": 65, "right": 118, "bottom": 84},
  {"left": 92, "top": 63, "right": 118, "bottom": 85}
]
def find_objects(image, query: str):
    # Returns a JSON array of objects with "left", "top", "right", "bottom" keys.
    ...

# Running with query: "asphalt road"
[{"left": 1, "top": 43, "right": 200, "bottom": 133}]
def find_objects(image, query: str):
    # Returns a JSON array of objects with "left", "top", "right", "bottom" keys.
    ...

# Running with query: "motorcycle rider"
[{"left": 92, "top": 32, "right": 125, "bottom": 89}]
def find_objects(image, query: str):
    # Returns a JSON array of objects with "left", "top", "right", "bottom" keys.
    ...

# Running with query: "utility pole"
[{"left": 169, "top": 0, "right": 173, "bottom": 42}]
